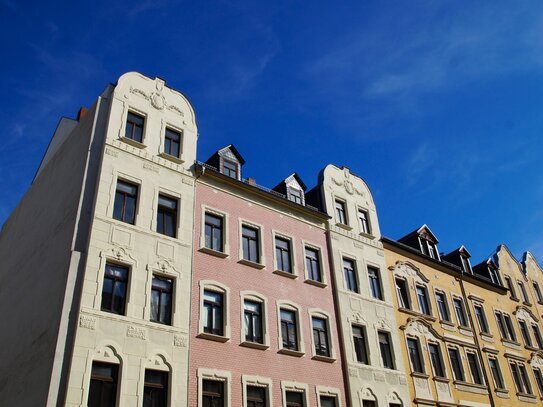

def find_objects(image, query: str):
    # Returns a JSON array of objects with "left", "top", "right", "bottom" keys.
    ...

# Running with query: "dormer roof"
[
  {"left": 272, "top": 172, "right": 307, "bottom": 193},
  {"left": 399, "top": 224, "right": 439, "bottom": 245}
]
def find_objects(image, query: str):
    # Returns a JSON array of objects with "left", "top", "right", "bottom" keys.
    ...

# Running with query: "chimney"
[
  {"left": 247, "top": 177, "right": 257, "bottom": 186},
  {"left": 77, "top": 107, "right": 88, "bottom": 121}
]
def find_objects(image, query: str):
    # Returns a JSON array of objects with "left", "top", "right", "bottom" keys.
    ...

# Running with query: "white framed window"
[
  {"left": 272, "top": 231, "right": 297, "bottom": 278},
  {"left": 197, "top": 368, "right": 231, "bottom": 407},
  {"left": 303, "top": 242, "right": 327, "bottom": 287},
  {"left": 240, "top": 291, "right": 270, "bottom": 349},
  {"left": 200, "top": 206, "right": 229, "bottom": 257},
  {"left": 198, "top": 280, "right": 230, "bottom": 342},
  {"left": 487, "top": 356, "right": 505, "bottom": 389},
  {"left": 281, "top": 381, "right": 309, "bottom": 407},
  {"left": 357, "top": 208, "right": 371, "bottom": 235},
  {"left": 242, "top": 375, "right": 273, "bottom": 407},
  {"left": 395, "top": 277, "right": 411, "bottom": 309},
  {"left": 466, "top": 351, "right": 484, "bottom": 385},
  {"left": 316, "top": 386, "right": 342, "bottom": 407},
  {"left": 238, "top": 219, "right": 266, "bottom": 268},
  {"left": 276, "top": 300, "right": 305, "bottom": 356},
  {"left": 309, "top": 309, "right": 336, "bottom": 362},
  {"left": 334, "top": 199, "right": 348, "bottom": 225}
]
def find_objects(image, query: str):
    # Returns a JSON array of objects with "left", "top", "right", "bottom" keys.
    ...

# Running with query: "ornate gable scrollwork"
[
  {"left": 147, "top": 258, "right": 179, "bottom": 276},
  {"left": 129, "top": 77, "right": 185, "bottom": 117},
  {"left": 351, "top": 311, "right": 368, "bottom": 325},
  {"left": 401, "top": 317, "right": 442, "bottom": 340},
  {"left": 387, "top": 391, "right": 403, "bottom": 406},
  {"left": 146, "top": 353, "right": 170, "bottom": 371},
  {"left": 375, "top": 319, "right": 391, "bottom": 331},
  {"left": 359, "top": 387, "right": 376, "bottom": 401},
  {"left": 530, "top": 353, "right": 543, "bottom": 368},
  {"left": 515, "top": 305, "right": 539, "bottom": 323},
  {"left": 389, "top": 260, "right": 429, "bottom": 284},
  {"left": 103, "top": 246, "right": 137, "bottom": 264}
]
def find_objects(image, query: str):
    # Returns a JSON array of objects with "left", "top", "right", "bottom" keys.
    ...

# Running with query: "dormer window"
[
  {"left": 461, "top": 256, "right": 472, "bottom": 273},
  {"left": 222, "top": 160, "right": 238, "bottom": 179},
  {"left": 420, "top": 238, "right": 439, "bottom": 260},
  {"left": 488, "top": 267, "right": 500, "bottom": 285},
  {"left": 288, "top": 188, "right": 303, "bottom": 204}
]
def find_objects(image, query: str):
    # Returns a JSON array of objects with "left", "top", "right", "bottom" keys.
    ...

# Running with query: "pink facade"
[{"left": 188, "top": 177, "right": 346, "bottom": 406}]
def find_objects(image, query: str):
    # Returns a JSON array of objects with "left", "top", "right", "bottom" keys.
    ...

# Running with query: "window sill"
[
  {"left": 433, "top": 376, "right": 450, "bottom": 383},
  {"left": 501, "top": 339, "right": 521, "bottom": 350},
  {"left": 273, "top": 269, "right": 298, "bottom": 279},
  {"left": 510, "top": 296, "right": 520, "bottom": 302},
  {"left": 525, "top": 344, "right": 538, "bottom": 351},
  {"left": 240, "top": 341, "right": 269, "bottom": 350},
  {"left": 159, "top": 152, "right": 184, "bottom": 164},
  {"left": 199, "top": 247, "right": 229, "bottom": 258},
  {"left": 335, "top": 222, "right": 352, "bottom": 231},
  {"left": 411, "top": 372, "right": 430, "bottom": 379},
  {"left": 458, "top": 326, "right": 473, "bottom": 336},
  {"left": 496, "top": 389, "right": 510, "bottom": 399},
  {"left": 398, "top": 307, "right": 436, "bottom": 322},
  {"left": 517, "top": 393, "right": 537, "bottom": 403},
  {"left": 523, "top": 301, "right": 533, "bottom": 307},
  {"left": 120, "top": 136, "right": 146, "bottom": 149},
  {"left": 359, "top": 232, "right": 375, "bottom": 240},
  {"left": 278, "top": 348, "right": 304, "bottom": 357},
  {"left": 238, "top": 259, "right": 265, "bottom": 269},
  {"left": 440, "top": 319, "right": 455, "bottom": 327},
  {"left": 304, "top": 279, "right": 327, "bottom": 288},
  {"left": 538, "top": 300, "right": 543, "bottom": 306},
  {"left": 197, "top": 332, "right": 229, "bottom": 343},
  {"left": 453, "top": 380, "right": 488, "bottom": 394},
  {"left": 480, "top": 332, "right": 494, "bottom": 342},
  {"left": 312, "top": 355, "right": 336, "bottom": 363}
]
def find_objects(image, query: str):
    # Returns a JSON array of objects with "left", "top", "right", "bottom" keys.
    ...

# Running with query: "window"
[
  {"left": 88, "top": 362, "right": 119, "bottom": 407},
  {"left": 504, "top": 275, "right": 517, "bottom": 299},
  {"left": 203, "top": 290, "right": 224, "bottom": 336},
  {"left": 286, "top": 391, "right": 304, "bottom": 407},
  {"left": 335, "top": 200, "right": 347, "bottom": 224},
  {"left": 435, "top": 292, "right": 450, "bottom": 321},
  {"left": 378, "top": 331, "right": 394, "bottom": 369},
  {"left": 312, "top": 317, "right": 330, "bottom": 357},
  {"left": 417, "top": 286, "right": 431, "bottom": 315},
  {"left": 157, "top": 194, "right": 178, "bottom": 237},
  {"left": 246, "top": 386, "right": 266, "bottom": 407},
  {"left": 281, "top": 309, "right": 299, "bottom": 351},
  {"left": 461, "top": 256, "right": 472, "bottom": 273},
  {"left": 510, "top": 361, "right": 533, "bottom": 394},
  {"left": 368, "top": 267, "right": 383, "bottom": 300},
  {"left": 453, "top": 298, "right": 468, "bottom": 327},
  {"left": 534, "top": 368, "right": 543, "bottom": 396},
  {"left": 202, "top": 380, "right": 224, "bottom": 407},
  {"left": 101, "top": 263, "right": 129, "bottom": 315},
  {"left": 488, "top": 267, "right": 500, "bottom": 284},
  {"left": 448, "top": 348, "right": 465, "bottom": 381},
  {"left": 320, "top": 396, "right": 337, "bottom": 407},
  {"left": 407, "top": 338, "right": 424, "bottom": 374},
  {"left": 150, "top": 275, "right": 173, "bottom": 325},
  {"left": 362, "top": 401, "right": 375, "bottom": 407},
  {"left": 113, "top": 180, "right": 138, "bottom": 224},
  {"left": 223, "top": 160, "right": 238, "bottom": 179},
  {"left": 518, "top": 281, "right": 530, "bottom": 304},
  {"left": 420, "top": 238, "right": 438, "bottom": 260},
  {"left": 519, "top": 320, "right": 533, "bottom": 347},
  {"left": 164, "top": 128, "right": 181, "bottom": 158},
  {"left": 352, "top": 325, "right": 369, "bottom": 364},
  {"left": 242, "top": 225, "right": 260, "bottom": 263},
  {"left": 205, "top": 213, "right": 223, "bottom": 252},
  {"left": 495, "top": 311, "right": 516, "bottom": 341},
  {"left": 488, "top": 357, "right": 505, "bottom": 389},
  {"left": 534, "top": 282, "right": 543, "bottom": 303},
  {"left": 288, "top": 189, "right": 303, "bottom": 205},
  {"left": 343, "top": 258, "right": 358, "bottom": 293},
  {"left": 474, "top": 304, "right": 489, "bottom": 333},
  {"left": 143, "top": 370, "right": 168, "bottom": 407},
  {"left": 275, "top": 237, "right": 292, "bottom": 273},
  {"left": 305, "top": 247, "right": 322, "bottom": 282},
  {"left": 358, "top": 209, "right": 370, "bottom": 234},
  {"left": 244, "top": 300, "right": 263, "bottom": 344},
  {"left": 467, "top": 353, "right": 483, "bottom": 385},
  {"left": 428, "top": 343, "right": 445, "bottom": 378},
  {"left": 125, "top": 111, "right": 144, "bottom": 142},
  {"left": 533, "top": 324, "right": 543, "bottom": 349},
  {"left": 395, "top": 278, "right": 410, "bottom": 309}
]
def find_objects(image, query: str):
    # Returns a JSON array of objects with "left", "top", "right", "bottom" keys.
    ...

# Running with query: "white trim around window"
[
  {"left": 197, "top": 368, "right": 231, "bottom": 407},
  {"left": 316, "top": 385, "right": 342, "bottom": 407},
  {"left": 199, "top": 205, "right": 230, "bottom": 257},
  {"left": 276, "top": 300, "right": 305, "bottom": 356},
  {"left": 271, "top": 230, "right": 297, "bottom": 279},
  {"left": 308, "top": 308, "right": 337, "bottom": 362},
  {"left": 242, "top": 374, "right": 273, "bottom": 407},
  {"left": 281, "top": 381, "right": 309, "bottom": 407},
  {"left": 198, "top": 280, "right": 231, "bottom": 342},
  {"left": 238, "top": 218, "right": 266, "bottom": 268},
  {"left": 239, "top": 290, "right": 270, "bottom": 350},
  {"left": 302, "top": 241, "right": 327, "bottom": 287}
]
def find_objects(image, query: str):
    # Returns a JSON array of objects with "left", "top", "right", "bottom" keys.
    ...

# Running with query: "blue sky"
[{"left": 1, "top": 0, "right": 543, "bottom": 265}]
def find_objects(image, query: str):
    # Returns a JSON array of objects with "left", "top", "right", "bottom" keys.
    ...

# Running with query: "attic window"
[
  {"left": 488, "top": 267, "right": 500, "bottom": 285},
  {"left": 222, "top": 159, "right": 238, "bottom": 179},
  {"left": 287, "top": 188, "right": 303, "bottom": 205},
  {"left": 420, "top": 238, "right": 439, "bottom": 260},
  {"left": 461, "top": 256, "right": 472, "bottom": 273}
]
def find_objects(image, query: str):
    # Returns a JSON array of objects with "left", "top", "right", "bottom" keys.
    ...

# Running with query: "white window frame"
[
  {"left": 276, "top": 300, "right": 305, "bottom": 356},
  {"left": 308, "top": 308, "right": 336, "bottom": 362},
  {"left": 239, "top": 290, "right": 270, "bottom": 350},
  {"left": 281, "top": 381, "right": 309, "bottom": 407},
  {"left": 238, "top": 219, "right": 266, "bottom": 268},
  {"left": 316, "top": 385, "right": 342, "bottom": 407},
  {"left": 242, "top": 374, "right": 273, "bottom": 407},
  {"left": 198, "top": 280, "right": 231, "bottom": 342},
  {"left": 197, "top": 368, "right": 231, "bottom": 407},
  {"left": 199, "top": 206, "right": 230, "bottom": 257},
  {"left": 302, "top": 241, "right": 327, "bottom": 287},
  {"left": 272, "top": 230, "right": 297, "bottom": 279}
]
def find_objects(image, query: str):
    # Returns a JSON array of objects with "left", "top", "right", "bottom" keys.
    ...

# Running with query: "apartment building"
[
  {"left": 0, "top": 72, "right": 198, "bottom": 406},
  {"left": 311, "top": 165, "right": 411, "bottom": 407},
  {"left": 188, "top": 146, "right": 347, "bottom": 407}
]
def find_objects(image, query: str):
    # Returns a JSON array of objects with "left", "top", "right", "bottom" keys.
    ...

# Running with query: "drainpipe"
[{"left": 458, "top": 275, "right": 496, "bottom": 407}]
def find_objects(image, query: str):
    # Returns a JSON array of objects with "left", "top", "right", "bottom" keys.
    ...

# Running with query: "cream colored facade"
[{"left": 317, "top": 165, "right": 410, "bottom": 407}]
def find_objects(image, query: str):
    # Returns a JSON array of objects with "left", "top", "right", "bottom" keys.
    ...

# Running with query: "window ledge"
[
  {"left": 525, "top": 344, "right": 539, "bottom": 351},
  {"left": 523, "top": 301, "right": 533, "bottom": 307},
  {"left": 312, "top": 355, "right": 336, "bottom": 363},
  {"left": 496, "top": 389, "right": 510, "bottom": 399},
  {"left": 273, "top": 269, "right": 298, "bottom": 279},
  {"left": 238, "top": 259, "right": 265, "bottom": 269},
  {"left": 510, "top": 296, "right": 520, "bottom": 302},
  {"left": 197, "top": 332, "right": 229, "bottom": 343},
  {"left": 120, "top": 136, "right": 146, "bottom": 149},
  {"left": 453, "top": 380, "right": 488, "bottom": 394},
  {"left": 480, "top": 332, "right": 494, "bottom": 342},
  {"left": 240, "top": 341, "right": 269, "bottom": 350},
  {"left": 199, "top": 247, "right": 229, "bottom": 258},
  {"left": 304, "top": 279, "right": 327, "bottom": 288},
  {"left": 501, "top": 339, "right": 521, "bottom": 350},
  {"left": 359, "top": 232, "right": 375, "bottom": 240},
  {"left": 537, "top": 300, "right": 543, "bottom": 306},
  {"left": 278, "top": 348, "right": 304, "bottom": 357},
  {"left": 411, "top": 372, "right": 430, "bottom": 379},
  {"left": 433, "top": 376, "right": 450, "bottom": 383},
  {"left": 458, "top": 326, "right": 473, "bottom": 336},
  {"left": 335, "top": 222, "right": 352, "bottom": 231},
  {"left": 159, "top": 152, "right": 184, "bottom": 164},
  {"left": 440, "top": 319, "right": 455, "bottom": 327},
  {"left": 518, "top": 393, "right": 537, "bottom": 403}
]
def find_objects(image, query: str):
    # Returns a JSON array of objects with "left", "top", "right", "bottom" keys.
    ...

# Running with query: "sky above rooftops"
[{"left": 1, "top": 0, "right": 542, "bottom": 265}]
